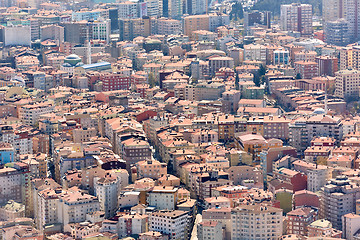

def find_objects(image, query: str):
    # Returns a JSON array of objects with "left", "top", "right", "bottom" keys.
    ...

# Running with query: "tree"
[
  {"left": 259, "top": 64, "right": 266, "bottom": 76},
  {"left": 148, "top": 73, "right": 156, "bottom": 88},
  {"left": 296, "top": 73, "right": 302, "bottom": 79},
  {"left": 230, "top": 2, "right": 244, "bottom": 21},
  {"left": 253, "top": 65, "right": 266, "bottom": 87},
  {"left": 253, "top": 75, "right": 260, "bottom": 87},
  {"left": 260, "top": 75, "right": 266, "bottom": 85}
]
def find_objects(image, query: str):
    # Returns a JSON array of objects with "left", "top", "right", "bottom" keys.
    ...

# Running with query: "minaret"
[
  {"left": 87, "top": 40, "right": 91, "bottom": 65},
  {"left": 324, "top": 75, "right": 328, "bottom": 114},
  {"left": 87, "top": 23, "right": 91, "bottom": 64}
]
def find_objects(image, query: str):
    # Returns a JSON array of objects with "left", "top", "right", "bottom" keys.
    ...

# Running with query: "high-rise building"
[
  {"left": 231, "top": 204, "right": 283, "bottom": 240},
  {"left": 145, "top": 0, "right": 161, "bottom": 17},
  {"left": 343, "top": 0, "right": 360, "bottom": 41},
  {"left": 342, "top": 213, "right": 360, "bottom": 240},
  {"left": 94, "top": 176, "right": 121, "bottom": 218},
  {"left": 280, "top": 3, "right": 313, "bottom": 36},
  {"left": 92, "top": 19, "right": 111, "bottom": 43},
  {"left": 335, "top": 69, "right": 360, "bottom": 99},
  {"left": 244, "top": 11, "right": 271, "bottom": 34},
  {"left": 185, "top": 0, "right": 207, "bottom": 15},
  {"left": 323, "top": 0, "right": 360, "bottom": 42},
  {"left": 57, "top": 189, "right": 100, "bottom": 226},
  {"left": 324, "top": 18, "right": 350, "bottom": 46},
  {"left": 183, "top": 14, "right": 229, "bottom": 39},
  {"left": 320, "top": 175, "right": 360, "bottom": 230},
  {"left": 118, "top": 1, "right": 139, "bottom": 19},
  {"left": 119, "top": 18, "right": 151, "bottom": 41},
  {"left": 316, "top": 56, "right": 339, "bottom": 76},
  {"left": 168, "top": 0, "right": 183, "bottom": 19},
  {"left": 322, "top": 0, "right": 344, "bottom": 22}
]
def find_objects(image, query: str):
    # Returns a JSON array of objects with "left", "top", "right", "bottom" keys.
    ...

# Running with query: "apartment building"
[
  {"left": 231, "top": 204, "right": 283, "bottom": 240},
  {"left": 226, "top": 166, "right": 263, "bottom": 186},
  {"left": 286, "top": 207, "right": 318, "bottom": 235},
  {"left": 244, "top": 44, "right": 267, "bottom": 63},
  {"left": 147, "top": 186, "right": 178, "bottom": 210},
  {"left": 292, "top": 160, "right": 332, "bottom": 192},
  {"left": 100, "top": 73, "right": 131, "bottom": 91},
  {"left": 335, "top": 69, "right": 360, "bottom": 99},
  {"left": 149, "top": 210, "right": 189, "bottom": 240},
  {"left": 135, "top": 159, "right": 167, "bottom": 180},
  {"left": 36, "top": 188, "right": 62, "bottom": 231},
  {"left": 294, "top": 61, "right": 319, "bottom": 79},
  {"left": 0, "top": 165, "right": 30, "bottom": 206},
  {"left": 197, "top": 221, "right": 223, "bottom": 240},
  {"left": 156, "top": 18, "right": 182, "bottom": 35},
  {"left": 19, "top": 102, "right": 54, "bottom": 126},
  {"left": 94, "top": 175, "right": 120, "bottom": 218},
  {"left": 280, "top": 3, "right": 313, "bottom": 36},
  {"left": 325, "top": 19, "right": 350, "bottom": 46},
  {"left": 208, "top": 57, "right": 234, "bottom": 76},
  {"left": 57, "top": 189, "right": 100, "bottom": 226},
  {"left": 120, "top": 138, "right": 152, "bottom": 169},
  {"left": 342, "top": 213, "right": 360, "bottom": 240},
  {"left": 320, "top": 175, "right": 360, "bottom": 230}
]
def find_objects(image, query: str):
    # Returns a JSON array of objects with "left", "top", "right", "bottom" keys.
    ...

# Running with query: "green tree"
[
  {"left": 260, "top": 75, "right": 266, "bottom": 85},
  {"left": 253, "top": 65, "right": 266, "bottom": 87},
  {"left": 253, "top": 75, "right": 260, "bottom": 87},
  {"left": 148, "top": 73, "right": 156, "bottom": 88},
  {"left": 230, "top": 2, "right": 244, "bottom": 21},
  {"left": 296, "top": 73, "right": 302, "bottom": 79},
  {"left": 259, "top": 64, "right": 266, "bottom": 76}
]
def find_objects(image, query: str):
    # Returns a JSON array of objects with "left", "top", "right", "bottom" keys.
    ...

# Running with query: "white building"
[
  {"left": 197, "top": 221, "right": 223, "bottom": 240},
  {"left": 92, "top": 19, "right": 111, "bottom": 43},
  {"left": 147, "top": 186, "right": 178, "bottom": 210},
  {"left": 168, "top": 0, "right": 183, "bottom": 19},
  {"left": 244, "top": 44, "right": 267, "bottom": 63},
  {"left": 335, "top": 69, "right": 360, "bottom": 99},
  {"left": 65, "top": 222, "right": 100, "bottom": 239},
  {"left": 320, "top": 176, "right": 360, "bottom": 230},
  {"left": 145, "top": 0, "right": 161, "bottom": 17},
  {"left": 94, "top": 176, "right": 120, "bottom": 218},
  {"left": 36, "top": 188, "right": 62, "bottom": 231},
  {"left": 118, "top": 1, "right": 139, "bottom": 19},
  {"left": 19, "top": 102, "right": 54, "bottom": 126},
  {"left": 342, "top": 213, "right": 360, "bottom": 240},
  {"left": 149, "top": 210, "right": 189, "bottom": 240},
  {"left": 57, "top": 189, "right": 100, "bottom": 226},
  {"left": 231, "top": 205, "right": 283, "bottom": 240},
  {"left": 273, "top": 49, "right": 290, "bottom": 65},
  {"left": 4, "top": 25, "right": 31, "bottom": 46}
]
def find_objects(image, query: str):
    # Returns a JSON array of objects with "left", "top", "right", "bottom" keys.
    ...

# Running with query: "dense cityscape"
[{"left": 1, "top": 0, "right": 360, "bottom": 239}]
